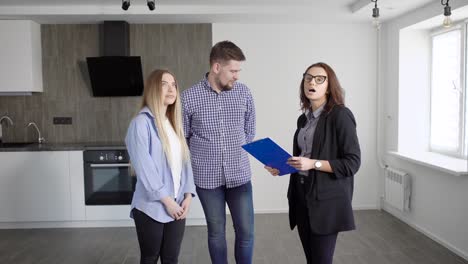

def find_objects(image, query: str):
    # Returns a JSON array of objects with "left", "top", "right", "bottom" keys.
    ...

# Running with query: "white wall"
[
  {"left": 398, "top": 28, "right": 431, "bottom": 153},
  {"left": 213, "top": 23, "right": 379, "bottom": 213},
  {"left": 382, "top": 0, "right": 468, "bottom": 260}
]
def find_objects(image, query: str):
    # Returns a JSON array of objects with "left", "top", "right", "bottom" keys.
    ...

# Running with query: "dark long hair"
[{"left": 299, "top": 62, "right": 345, "bottom": 113}]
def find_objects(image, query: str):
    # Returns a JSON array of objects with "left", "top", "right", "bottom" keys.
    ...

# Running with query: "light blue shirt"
[{"left": 125, "top": 107, "right": 196, "bottom": 223}]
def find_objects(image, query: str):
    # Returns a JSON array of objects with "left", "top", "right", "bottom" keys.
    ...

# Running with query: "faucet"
[
  {"left": 0, "top": 115, "right": 14, "bottom": 144},
  {"left": 27, "top": 122, "right": 45, "bottom": 144}
]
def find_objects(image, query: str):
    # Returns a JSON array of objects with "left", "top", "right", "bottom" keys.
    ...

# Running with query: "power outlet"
[{"left": 53, "top": 117, "right": 72, "bottom": 125}]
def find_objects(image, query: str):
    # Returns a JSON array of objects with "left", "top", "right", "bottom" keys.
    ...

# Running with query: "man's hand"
[{"left": 264, "top": 166, "right": 280, "bottom": 176}]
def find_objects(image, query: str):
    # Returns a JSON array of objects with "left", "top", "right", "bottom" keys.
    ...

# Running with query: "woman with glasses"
[
  {"left": 265, "top": 62, "right": 361, "bottom": 264},
  {"left": 125, "top": 69, "right": 196, "bottom": 264}
]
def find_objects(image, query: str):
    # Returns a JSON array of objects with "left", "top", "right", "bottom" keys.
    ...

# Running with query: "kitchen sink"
[{"left": 0, "top": 142, "right": 36, "bottom": 148}]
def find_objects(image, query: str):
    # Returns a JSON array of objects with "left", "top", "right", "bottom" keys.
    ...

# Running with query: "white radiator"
[{"left": 384, "top": 167, "right": 411, "bottom": 212}]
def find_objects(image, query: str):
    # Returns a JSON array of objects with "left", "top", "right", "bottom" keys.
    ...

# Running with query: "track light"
[
  {"left": 371, "top": 0, "right": 381, "bottom": 31},
  {"left": 147, "top": 0, "right": 155, "bottom": 11},
  {"left": 441, "top": 0, "right": 452, "bottom": 28},
  {"left": 121, "top": 0, "right": 155, "bottom": 11},
  {"left": 122, "top": 0, "right": 130, "bottom": 11}
]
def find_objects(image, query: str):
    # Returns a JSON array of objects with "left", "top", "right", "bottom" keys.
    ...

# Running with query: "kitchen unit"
[
  {"left": 0, "top": 151, "right": 75, "bottom": 222},
  {"left": 0, "top": 20, "right": 43, "bottom": 94},
  {"left": 0, "top": 144, "right": 205, "bottom": 228}
]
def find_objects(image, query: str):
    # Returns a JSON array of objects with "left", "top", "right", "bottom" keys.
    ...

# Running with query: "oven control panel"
[{"left": 83, "top": 150, "right": 129, "bottom": 163}]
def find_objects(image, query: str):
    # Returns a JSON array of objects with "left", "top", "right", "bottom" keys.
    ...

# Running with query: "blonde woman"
[{"left": 125, "top": 69, "right": 195, "bottom": 264}]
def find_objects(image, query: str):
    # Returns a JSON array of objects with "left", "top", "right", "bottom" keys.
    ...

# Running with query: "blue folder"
[{"left": 242, "top": 137, "right": 298, "bottom": 176}]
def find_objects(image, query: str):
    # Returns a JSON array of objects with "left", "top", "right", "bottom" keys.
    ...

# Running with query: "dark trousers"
[
  {"left": 295, "top": 176, "right": 338, "bottom": 264},
  {"left": 132, "top": 208, "right": 186, "bottom": 264}
]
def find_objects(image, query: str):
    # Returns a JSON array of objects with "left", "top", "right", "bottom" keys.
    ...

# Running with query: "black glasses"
[{"left": 303, "top": 73, "right": 327, "bottom": 84}]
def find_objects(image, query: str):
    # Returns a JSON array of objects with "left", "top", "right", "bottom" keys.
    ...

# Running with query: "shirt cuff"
[{"left": 147, "top": 188, "right": 171, "bottom": 201}]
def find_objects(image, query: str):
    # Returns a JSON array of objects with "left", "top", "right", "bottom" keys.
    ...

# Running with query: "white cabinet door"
[
  {"left": 69, "top": 151, "right": 86, "bottom": 221},
  {"left": 0, "top": 20, "right": 43, "bottom": 93},
  {"left": 0, "top": 152, "right": 71, "bottom": 222}
]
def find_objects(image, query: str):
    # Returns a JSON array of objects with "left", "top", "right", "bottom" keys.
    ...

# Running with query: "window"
[{"left": 430, "top": 26, "right": 467, "bottom": 158}]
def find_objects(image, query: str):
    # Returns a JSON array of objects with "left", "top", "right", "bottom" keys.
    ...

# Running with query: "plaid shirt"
[{"left": 182, "top": 76, "right": 256, "bottom": 189}]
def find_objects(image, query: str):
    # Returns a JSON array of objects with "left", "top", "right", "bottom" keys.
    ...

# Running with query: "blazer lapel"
[{"left": 293, "top": 114, "right": 307, "bottom": 156}]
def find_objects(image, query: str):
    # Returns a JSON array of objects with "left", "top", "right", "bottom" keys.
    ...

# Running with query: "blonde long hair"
[{"left": 141, "top": 69, "right": 190, "bottom": 163}]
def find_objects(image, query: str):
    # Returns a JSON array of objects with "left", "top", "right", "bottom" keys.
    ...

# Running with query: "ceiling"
[{"left": 0, "top": 0, "right": 436, "bottom": 24}]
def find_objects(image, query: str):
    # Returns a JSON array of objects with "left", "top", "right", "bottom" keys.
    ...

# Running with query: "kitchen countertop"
[{"left": 0, "top": 142, "right": 126, "bottom": 152}]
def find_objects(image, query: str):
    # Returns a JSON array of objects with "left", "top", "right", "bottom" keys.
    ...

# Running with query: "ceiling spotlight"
[
  {"left": 441, "top": 0, "right": 452, "bottom": 28},
  {"left": 371, "top": 0, "right": 381, "bottom": 31},
  {"left": 122, "top": 0, "right": 130, "bottom": 10},
  {"left": 147, "top": 0, "right": 155, "bottom": 11}
]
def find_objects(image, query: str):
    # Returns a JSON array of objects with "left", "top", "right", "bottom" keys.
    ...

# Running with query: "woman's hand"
[
  {"left": 265, "top": 166, "right": 280, "bottom": 176},
  {"left": 287, "top": 156, "right": 314, "bottom": 171},
  {"left": 179, "top": 194, "right": 192, "bottom": 219},
  {"left": 161, "top": 197, "right": 184, "bottom": 220}
]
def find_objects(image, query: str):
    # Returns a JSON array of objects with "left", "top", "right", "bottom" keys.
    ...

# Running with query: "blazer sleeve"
[{"left": 328, "top": 107, "right": 361, "bottom": 179}]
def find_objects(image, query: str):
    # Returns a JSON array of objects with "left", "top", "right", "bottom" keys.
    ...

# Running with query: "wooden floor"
[{"left": 0, "top": 210, "right": 466, "bottom": 264}]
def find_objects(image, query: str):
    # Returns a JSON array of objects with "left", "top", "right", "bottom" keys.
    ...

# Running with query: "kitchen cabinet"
[
  {"left": 69, "top": 151, "right": 86, "bottom": 221},
  {"left": 0, "top": 150, "right": 206, "bottom": 226},
  {"left": 0, "top": 151, "right": 79, "bottom": 222},
  {"left": 0, "top": 20, "right": 43, "bottom": 94}
]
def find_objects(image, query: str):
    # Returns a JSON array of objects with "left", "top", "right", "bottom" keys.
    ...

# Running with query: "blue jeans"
[{"left": 196, "top": 181, "right": 254, "bottom": 264}]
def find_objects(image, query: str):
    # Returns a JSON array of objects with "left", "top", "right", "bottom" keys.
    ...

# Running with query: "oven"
[{"left": 83, "top": 149, "right": 136, "bottom": 205}]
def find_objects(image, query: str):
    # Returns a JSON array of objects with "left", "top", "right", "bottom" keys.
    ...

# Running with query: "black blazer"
[{"left": 288, "top": 105, "right": 361, "bottom": 234}]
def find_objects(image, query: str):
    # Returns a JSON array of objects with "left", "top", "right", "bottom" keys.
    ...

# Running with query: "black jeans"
[
  {"left": 132, "top": 208, "right": 186, "bottom": 264},
  {"left": 295, "top": 176, "right": 338, "bottom": 264}
]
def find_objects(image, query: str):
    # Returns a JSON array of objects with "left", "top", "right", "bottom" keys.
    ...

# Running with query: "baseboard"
[
  {"left": 254, "top": 209, "right": 288, "bottom": 214},
  {"left": 353, "top": 204, "right": 380, "bottom": 210},
  {"left": 0, "top": 205, "right": 383, "bottom": 229},
  {"left": 252, "top": 204, "right": 379, "bottom": 214},
  {"left": 0, "top": 218, "right": 207, "bottom": 229},
  {"left": 383, "top": 202, "right": 468, "bottom": 262},
  {"left": 0, "top": 220, "right": 134, "bottom": 229},
  {"left": 186, "top": 218, "right": 206, "bottom": 226}
]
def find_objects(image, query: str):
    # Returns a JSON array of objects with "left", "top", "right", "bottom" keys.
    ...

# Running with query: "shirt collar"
[
  {"left": 202, "top": 72, "right": 218, "bottom": 93},
  {"left": 305, "top": 103, "right": 325, "bottom": 120},
  {"left": 202, "top": 72, "right": 237, "bottom": 94},
  {"left": 139, "top": 106, "right": 154, "bottom": 117}
]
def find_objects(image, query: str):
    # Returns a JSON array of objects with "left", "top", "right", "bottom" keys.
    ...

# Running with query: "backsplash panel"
[{"left": 0, "top": 23, "right": 211, "bottom": 143}]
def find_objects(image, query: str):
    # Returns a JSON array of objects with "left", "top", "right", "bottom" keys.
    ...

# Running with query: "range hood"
[
  {"left": 102, "top": 21, "right": 130, "bottom": 56},
  {"left": 86, "top": 21, "right": 143, "bottom": 97}
]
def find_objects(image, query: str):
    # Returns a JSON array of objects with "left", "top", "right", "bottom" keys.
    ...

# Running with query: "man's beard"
[{"left": 215, "top": 77, "right": 233, "bottom": 91}]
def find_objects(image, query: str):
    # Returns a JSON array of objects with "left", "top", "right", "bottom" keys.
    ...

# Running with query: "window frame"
[{"left": 429, "top": 23, "right": 467, "bottom": 159}]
